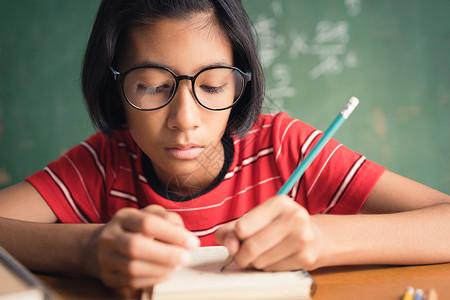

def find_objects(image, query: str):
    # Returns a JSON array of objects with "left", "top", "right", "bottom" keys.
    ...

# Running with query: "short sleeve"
[
  {"left": 25, "top": 132, "right": 118, "bottom": 223},
  {"left": 271, "top": 112, "right": 386, "bottom": 215}
]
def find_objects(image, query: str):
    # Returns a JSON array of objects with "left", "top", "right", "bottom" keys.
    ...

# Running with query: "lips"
[{"left": 165, "top": 144, "right": 204, "bottom": 160}]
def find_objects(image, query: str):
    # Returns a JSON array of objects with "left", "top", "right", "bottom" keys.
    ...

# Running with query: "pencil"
[
  {"left": 403, "top": 286, "right": 414, "bottom": 300},
  {"left": 220, "top": 255, "right": 235, "bottom": 272},
  {"left": 276, "top": 96, "right": 359, "bottom": 196},
  {"left": 221, "top": 97, "right": 360, "bottom": 272},
  {"left": 413, "top": 288, "right": 423, "bottom": 300}
]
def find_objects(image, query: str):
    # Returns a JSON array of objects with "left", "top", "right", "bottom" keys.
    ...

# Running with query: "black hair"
[{"left": 82, "top": 0, "right": 264, "bottom": 137}]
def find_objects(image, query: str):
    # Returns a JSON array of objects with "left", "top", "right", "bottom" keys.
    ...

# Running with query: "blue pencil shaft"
[
  {"left": 276, "top": 115, "right": 345, "bottom": 195},
  {"left": 276, "top": 97, "right": 359, "bottom": 196}
]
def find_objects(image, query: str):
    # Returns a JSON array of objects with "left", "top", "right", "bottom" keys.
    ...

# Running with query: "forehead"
[{"left": 120, "top": 13, "right": 233, "bottom": 73}]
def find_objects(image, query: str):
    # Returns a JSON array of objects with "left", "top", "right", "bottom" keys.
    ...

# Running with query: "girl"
[{"left": 1, "top": 0, "right": 449, "bottom": 291}]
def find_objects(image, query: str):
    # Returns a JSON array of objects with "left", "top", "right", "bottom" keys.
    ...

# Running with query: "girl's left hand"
[{"left": 215, "top": 195, "right": 325, "bottom": 271}]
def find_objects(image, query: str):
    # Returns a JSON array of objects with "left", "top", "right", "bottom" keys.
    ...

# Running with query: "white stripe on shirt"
[
  {"left": 44, "top": 167, "right": 89, "bottom": 223},
  {"left": 192, "top": 223, "right": 224, "bottom": 237},
  {"left": 322, "top": 156, "right": 366, "bottom": 213},
  {"left": 307, "top": 144, "right": 343, "bottom": 196},
  {"left": 234, "top": 124, "right": 272, "bottom": 145},
  {"left": 284, "top": 129, "right": 323, "bottom": 198},
  {"left": 63, "top": 155, "right": 101, "bottom": 219},
  {"left": 110, "top": 189, "right": 138, "bottom": 203},
  {"left": 301, "top": 130, "right": 322, "bottom": 156},
  {"left": 81, "top": 141, "right": 106, "bottom": 180},
  {"left": 224, "top": 147, "right": 274, "bottom": 179},
  {"left": 275, "top": 119, "right": 298, "bottom": 161},
  {"left": 168, "top": 176, "right": 281, "bottom": 212}
]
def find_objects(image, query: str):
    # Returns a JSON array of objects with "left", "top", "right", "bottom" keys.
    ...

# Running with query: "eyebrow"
[{"left": 125, "top": 60, "right": 233, "bottom": 74}]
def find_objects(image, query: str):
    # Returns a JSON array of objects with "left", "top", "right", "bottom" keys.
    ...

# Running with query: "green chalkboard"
[
  {"left": 242, "top": 0, "right": 450, "bottom": 193},
  {"left": 0, "top": 1, "right": 98, "bottom": 187},
  {"left": 1, "top": 0, "right": 449, "bottom": 194}
]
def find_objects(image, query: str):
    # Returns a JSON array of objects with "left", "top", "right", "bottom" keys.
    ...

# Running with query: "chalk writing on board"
[
  {"left": 251, "top": 0, "right": 362, "bottom": 113},
  {"left": 345, "top": 0, "right": 362, "bottom": 17},
  {"left": 307, "top": 20, "right": 355, "bottom": 79},
  {"left": 252, "top": 1, "right": 294, "bottom": 113}
]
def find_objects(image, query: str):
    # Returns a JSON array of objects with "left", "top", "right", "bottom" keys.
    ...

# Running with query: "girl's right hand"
[{"left": 90, "top": 205, "right": 199, "bottom": 290}]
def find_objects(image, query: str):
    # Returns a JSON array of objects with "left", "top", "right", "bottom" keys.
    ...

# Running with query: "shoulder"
[
  {"left": 71, "top": 130, "right": 137, "bottom": 162},
  {"left": 83, "top": 130, "right": 136, "bottom": 151},
  {"left": 41, "top": 129, "right": 138, "bottom": 183},
  {"left": 239, "top": 112, "right": 319, "bottom": 155},
  {"left": 229, "top": 113, "right": 318, "bottom": 178},
  {"left": 251, "top": 112, "right": 316, "bottom": 137}
]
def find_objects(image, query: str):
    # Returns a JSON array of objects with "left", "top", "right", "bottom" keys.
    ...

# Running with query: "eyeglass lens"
[{"left": 122, "top": 67, "right": 245, "bottom": 110}]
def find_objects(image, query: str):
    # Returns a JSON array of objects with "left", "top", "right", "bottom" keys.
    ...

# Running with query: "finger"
[
  {"left": 262, "top": 250, "right": 317, "bottom": 272},
  {"left": 114, "top": 231, "right": 192, "bottom": 266},
  {"left": 234, "top": 212, "right": 289, "bottom": 268},
  {"left": 255, "top": 225, "right": 317, "bottom": 271},
  {"left": 233, "top": 197, "right": 304, "bottom": 267},
  {"left": 140, "top": 204, "right": 167, "bottom": 216},
  {"left": 160, "top": 210, "right": 185, "bottom": 227},
  {"left": 234, "top": 195, "right": 292, "bottom": 240},
  {"left": 215, "top": 221, "right": 241, "bottom": 256},
  {"left": 224, "top": 232, "right": 241, "bottom": 256},
  {"left": 119, "top": 209, "right": 199, "bottom": 249},
  {"left": 250, "top": 235, "right": 301, "bottom": 271},
  {"left": 105, "top": 249, "right": 179, "bottom": 278},
  {"left": 215, "top": 220, "right": 236, "bottom": 245},
  {"left": 141, "top": 205, "right": 185, "bottom": 227}
]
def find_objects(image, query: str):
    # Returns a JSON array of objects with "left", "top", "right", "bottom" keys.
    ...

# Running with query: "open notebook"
[{"left": 144, "top": 246, "right": 316, "bottom": 300}]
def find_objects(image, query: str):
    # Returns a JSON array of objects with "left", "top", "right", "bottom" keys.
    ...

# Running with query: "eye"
[
  {"left": 137, "top": 83, "right": 171, "bottom": 95},
  {"left": 199, "top": 84, "right": 226, "bottom": 94}
]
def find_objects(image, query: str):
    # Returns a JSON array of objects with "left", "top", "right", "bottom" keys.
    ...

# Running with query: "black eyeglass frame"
[{"left": 110, "top": 65, "right": 252, "bottom": 111}]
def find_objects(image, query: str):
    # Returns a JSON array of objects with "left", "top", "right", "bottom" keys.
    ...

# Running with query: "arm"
[
  {"left": 0, "top": 181, "right": 93, "bottom": 274},
  {"left": 216, "top": 170, "right": 450, "bottom": 270},
  {"left": 0, "top": 182, "right": 200, "bottom": 289}
]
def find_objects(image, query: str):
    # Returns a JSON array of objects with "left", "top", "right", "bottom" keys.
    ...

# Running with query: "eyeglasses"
[{"left": 110, "top": 65, "right": 252, "bottom": 111}]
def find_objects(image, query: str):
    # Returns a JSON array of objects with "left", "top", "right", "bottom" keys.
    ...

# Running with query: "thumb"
[{"left": 215, "top": 221, "right": 240, "bottom": 255}]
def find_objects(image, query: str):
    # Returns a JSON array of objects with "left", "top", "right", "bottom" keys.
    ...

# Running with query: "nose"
[{"left": 166, "top": 80, "right": 201, "bottom": 131}]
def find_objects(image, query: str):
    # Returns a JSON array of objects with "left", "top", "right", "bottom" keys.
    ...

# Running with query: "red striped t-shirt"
[{"left": 26, "top": 112, "right": 386, "bottom": 245}]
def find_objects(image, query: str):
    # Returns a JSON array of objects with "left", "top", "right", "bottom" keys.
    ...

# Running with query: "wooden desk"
[
  {"left": 38, "top": 263, "right": 450, "bottom": 300},
  {"left": 310, "top": 263, "right": 449, "bottom": 299}
]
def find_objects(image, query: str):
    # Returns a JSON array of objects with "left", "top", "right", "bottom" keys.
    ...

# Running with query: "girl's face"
[{"left": 119, "top": 13, "right": 233, "bottom": 195}]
